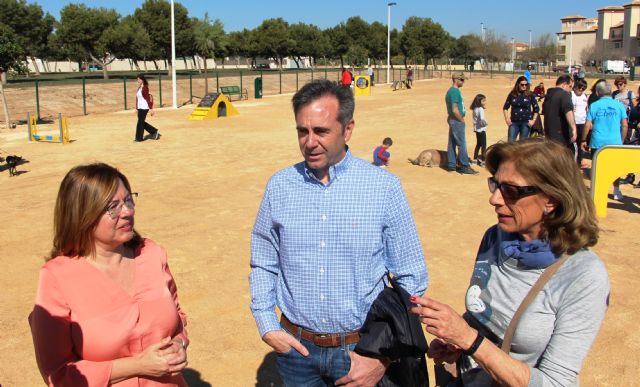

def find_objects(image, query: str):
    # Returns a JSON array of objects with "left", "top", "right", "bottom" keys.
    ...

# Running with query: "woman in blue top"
[{"left": 503, "top": 76, "right": 540, "bottom": 142}]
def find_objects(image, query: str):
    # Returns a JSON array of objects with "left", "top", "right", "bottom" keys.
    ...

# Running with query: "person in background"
[
  {"left": 523, "top": 65, "right": 532, "bottom": 85},
  {"left": 612, "top": 76, "right": 636, "bottom": 143},
  {"left": 367, "top": 65, "right": 375, "bottom": 86},
  {"left": 533, "top": 82, "right": 545, "bottom": 101},
  {"left": 471, "top": 94, "right": 488, "bottom": 166},
  {"left": 588, "top": 79, "right": 607, "bottom": 107},
  {"left": 30, "top": 163, "right": 188, "bottom": 386},
  {"left": 135, "top": 74, "right": 160, "bottom": 142},
  {"left": 503, "top": 76, "right": 540, "bottom": 142},
  {"left": 372, "top": 137, "right": 393, "bottom": 167},
  {"left": 542, "top": 75, "right": 577, "bottom": 153},
  {"left": 410, "top": 139, "right": 609, "bottom": 386},
  {"left": 445, "top": 72, "right": 479, "bottom": 175},
  {"left": 572, "top": 79, "right": 589, "bottom": 166},
  {"left": 406, "top": 66, "right": 414, "bottom": 89},
  {"left": 581, "top": 81, "right": 628, "bottom": 200},
  {"left": 340, "top": 67, "right": 352, "bottom": 90}
]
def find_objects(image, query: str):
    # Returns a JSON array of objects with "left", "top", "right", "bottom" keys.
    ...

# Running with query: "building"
[
  {"left": 556, "top": 16, "right": 598, "bottom": 66},
  {"left": 558, "top": 1, "right": 640, "bottom": 67}
]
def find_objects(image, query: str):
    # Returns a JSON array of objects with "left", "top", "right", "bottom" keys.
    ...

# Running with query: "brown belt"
[{"left": 281, "top": 315, "right": 360, "bottom": 348}]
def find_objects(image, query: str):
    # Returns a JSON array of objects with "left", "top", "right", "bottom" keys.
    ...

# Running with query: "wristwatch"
[{"left": 463, "top": 331, "right": 485, "bottom": 356}]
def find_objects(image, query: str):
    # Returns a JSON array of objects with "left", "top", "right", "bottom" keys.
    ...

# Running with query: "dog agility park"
[{"left": 1, "top": 75, "right": 639, "bottom": 386}]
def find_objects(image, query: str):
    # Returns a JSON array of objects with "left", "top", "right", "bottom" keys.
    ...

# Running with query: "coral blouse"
[{"left": 29, "top": 239, "right": 188, "bottom": 387}]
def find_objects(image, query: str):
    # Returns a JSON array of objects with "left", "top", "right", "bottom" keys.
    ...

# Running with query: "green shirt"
[{"left": 445, "top": 86, "right": 465, "bottom": 120}]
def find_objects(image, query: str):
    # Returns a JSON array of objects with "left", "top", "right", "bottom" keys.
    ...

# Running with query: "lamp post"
[
  {"left": 387, "top": 2, "right": 396, "bottom": 84},
  {"left": 511, "top": 37, "right": 515, "bottom": 64},
  {"left": 171, "top": 0, "right": 177, "bottom": 109},
  {"left": 529, "top": 29, "right": 532, "bottom": 50},
  {"left": 569, "top": 20, "right": 574, "bottom": 69},
  {"left": 481, "top": 22, "right": 485, "bottom": 42}
]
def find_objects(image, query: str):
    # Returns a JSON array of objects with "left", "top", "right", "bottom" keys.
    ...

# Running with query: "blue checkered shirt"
[{"left": 249, "top": 150, "right": 428, "bottom": 337}]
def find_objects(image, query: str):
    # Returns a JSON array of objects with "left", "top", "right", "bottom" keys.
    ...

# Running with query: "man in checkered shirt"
[{"left": 249, "top": 79, "right": 428, "bottom": 386}]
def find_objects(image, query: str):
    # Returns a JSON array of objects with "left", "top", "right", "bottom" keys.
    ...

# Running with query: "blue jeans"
[
  {"left": 447, "top": 118, "right": 470, "bottom": 169},
  {"left": 508, "top": 121, "right": 530, "bottom": 142},
  {"left": 277, "top": 326, "right": 356, "bottom": 386}
]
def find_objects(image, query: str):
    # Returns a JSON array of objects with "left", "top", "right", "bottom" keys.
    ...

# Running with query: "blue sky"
[{"left": 31, "top": 0, "right": 619, "bottom": 43}]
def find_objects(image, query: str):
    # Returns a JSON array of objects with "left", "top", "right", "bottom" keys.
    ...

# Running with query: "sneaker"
[
  {"left": 458, "top": 166, "right": 479, "bottom": 175},
  {"left": 477, "top": 159, "right": 485, "bottom": 167},
  {"left": 613, "top": 187, "right": 624, "bottom": 201},
  {"left": 150, "top": 132, "right": 161, "bottom": 140},
  {"left": 445, "top": 166, "right": 457, "bottom": 172}
]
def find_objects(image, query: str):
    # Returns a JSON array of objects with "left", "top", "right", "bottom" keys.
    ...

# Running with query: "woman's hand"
[
  {"left": 408, "top": 296, "right": 477, "bottom": 351},
  {"left": 528, "top": 119, "right": 536, "bottom": 128},
  {"left": 136, "top": 336, "right": 187, "bottom": 377},
  {"left": 150, "top": 109, "right": 155, "bottom": 116},
  {"left": 505, "top": 117, "right": 512, "bottom": 126},
  {"left": 427, "top": 338, "right": 462, "bottom": 364}
]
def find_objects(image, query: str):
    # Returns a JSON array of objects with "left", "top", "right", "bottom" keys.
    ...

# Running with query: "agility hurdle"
[
  {"left": 590, "top": 145, "right": 640, "bottom": 217},
  {"left": 27, "top": 112, "right": 70, "bottom": 144}
]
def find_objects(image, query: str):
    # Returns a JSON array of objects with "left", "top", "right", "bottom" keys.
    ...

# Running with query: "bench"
[{"left": 220, "top": 85, "right": 248, "bottom": 101}]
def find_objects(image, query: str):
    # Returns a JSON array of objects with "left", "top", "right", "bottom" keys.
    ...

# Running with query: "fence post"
[
  {"left": 158, "top": 74, "right": 163, "bottom": 107},
  {"left": 82, "top": 77, "right": 87, "bottom": 115},
  {"left": 311, "top": 68, "right": 314, "bottom": 81},
  {"left": 189, "top": 73, "right": 193, "bottom": 103},
  {"left": 240, "top": 70, "right": 243, "bottom": 93},
  {"left": 216, "top": 71, "right": 219, "bottom": 93},
  {"left": 325, "top": 67, "right": 328, "bottom": 80},
  {"left": 296, "top": 69, "right": 299, "bottom": 91},
  {"left": 123, "top": 77, "right": 127, "bottom": 110},
  {"left": 35, "top": 80, "right": 40, "bottom": 121},
  {"left": 279, "top": 69, "right": 282, "bottom": 94}
]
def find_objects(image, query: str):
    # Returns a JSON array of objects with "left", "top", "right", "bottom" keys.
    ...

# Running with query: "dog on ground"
[
  {"left": 6, "top": 155, "right": 23, "bottom": 176},
  {"left": 408, "top": 149, "right": 448, "bottom": 168}
]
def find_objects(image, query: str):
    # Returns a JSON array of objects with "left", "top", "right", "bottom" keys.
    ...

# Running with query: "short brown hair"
[
  {"left": 485, "top": 139, "right": 598, "bottom": 255},
  {"left": 615, "top": 76, "right": 627, "bottom": 85},
  {"left": 48, "top": 163, "right": 142, "bottom": 261}
]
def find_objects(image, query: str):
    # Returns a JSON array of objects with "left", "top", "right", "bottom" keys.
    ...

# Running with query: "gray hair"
[
  {"left": 292, "top": 80, "right": 355, "bottom": 131},
  {"left": 596, "top": 81, "right": 612, "bottom": 97}
]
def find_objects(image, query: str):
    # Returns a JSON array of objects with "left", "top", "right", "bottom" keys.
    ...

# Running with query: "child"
[
  {"left": 471, "top": 94, "right": 487, "bottom": 166},
  {"left": 572, "top": 79, "right": 588, "bottom": 165},
  {"left": 533, "top": 82, "right": 545, "bottom": 101},
  {"left": 373, "top": 137, "right": 393, "bottom": 167}
]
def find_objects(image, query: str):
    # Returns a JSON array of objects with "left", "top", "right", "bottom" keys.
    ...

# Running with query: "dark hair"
[
  {"left": 292, "top": 79, "right": 355, "bottom": 131},
  {"left": 485, "top": 139, "right": 598, "bottom": 255},
  {"left": 590, "top": 79, "right": 606, "bottom": 94},
  {"left": 382, "top": 137, "right": 393, "bottom": 146},
  {"left": 556, "top": 74, "right": 572, "bottom": 86},
  {"left": 574, "top": 79, "right": 588, "bottom": 90},
  {"left": 470, "top": 94, "right": 486, "bottom": 110},
  {"left": 509, "top": 76, "right": 531, "bottom": 97},
  {"left": 614, "top": 75, "right": 627, "bottom": 85},
  {"left": 137, "top": 73, "right": 149, "bottom": 86},
  {"left": 49, "top": 163, "right": 142, "bottom": 261}
]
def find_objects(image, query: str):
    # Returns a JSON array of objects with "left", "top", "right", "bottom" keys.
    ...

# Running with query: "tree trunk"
[
  {"left": 0, "top": 73, "right": 12, "bottom": 128},
  {"left": 204, "top": 55, "right": 209, "bottom": 95},
  {"left": 30, "top": 56, "right": 41, "bottom": 76},
  {"left": 153, "top": 60, "right": 158, "bottom": 70}
]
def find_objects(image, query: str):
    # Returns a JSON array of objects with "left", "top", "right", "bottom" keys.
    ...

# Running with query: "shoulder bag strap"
[{"left": 500, "top": 254, "right": 570, "bottom": 353}]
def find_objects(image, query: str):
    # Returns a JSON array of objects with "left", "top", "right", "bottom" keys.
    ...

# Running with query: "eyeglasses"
[
  {"left": 105, "top": 193, "right": 138, "bottom": 219},
  {"left": 488, "top": 177, "right": 540, "bottom": 201},
  {"left": 519, "top": 83, "right": 529, "bottom": 87}
]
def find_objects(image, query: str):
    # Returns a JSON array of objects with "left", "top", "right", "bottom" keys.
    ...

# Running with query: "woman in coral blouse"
[{"left": 29, "top": 163, "right": 188, "bottom": 386}]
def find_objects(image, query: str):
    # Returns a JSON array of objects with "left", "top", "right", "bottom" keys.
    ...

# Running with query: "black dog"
[{"left": 6, "top": 155, "right": 23, "bottom": 176}]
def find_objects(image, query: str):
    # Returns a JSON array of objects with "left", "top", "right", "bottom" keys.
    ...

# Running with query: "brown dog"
[{"left": 408, "top": 149, "right": 448, "bottom": 168}]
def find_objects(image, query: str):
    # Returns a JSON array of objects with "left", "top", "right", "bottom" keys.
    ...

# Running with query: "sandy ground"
[{"left": 1, "top": 76, "right": 639, "bottom": 386}]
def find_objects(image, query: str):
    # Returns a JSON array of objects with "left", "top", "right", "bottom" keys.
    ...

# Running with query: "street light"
[
  {"left": 480, "top": 22, "right": 485, "bottom": 42},
  {"left": 529, "top": 29, "right": 532, "bottom": 50},
  {"left": 569, "top": 20, "right": 574, "bottom": 69},
  {"left": 171, "top": 0, "right": 177, "bottom": 109},
  {"left": 511, "top": 37, "right": 515, "bottom": 64},
  {"left": 387, "top": 2, "right": 397, "bottom": 84}
]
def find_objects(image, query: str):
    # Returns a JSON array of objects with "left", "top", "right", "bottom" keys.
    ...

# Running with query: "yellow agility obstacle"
[
  {"left": 590, "top": 145, "right": 640, "bottom": 217},
  {"left": 27, "top": 112, "right": 70, "bottom": 144},
  {"left": 189, "top": 92, "right": 239, "bottom": 120}
]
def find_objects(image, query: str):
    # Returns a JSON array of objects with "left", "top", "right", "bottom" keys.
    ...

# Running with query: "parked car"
[{"left": 254, "top": 63, "right": 270, "bottom": 69}]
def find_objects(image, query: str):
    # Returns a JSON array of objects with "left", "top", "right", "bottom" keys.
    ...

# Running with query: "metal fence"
[{"left": 2, "top": 67, "right": 431, "bottom": 123}]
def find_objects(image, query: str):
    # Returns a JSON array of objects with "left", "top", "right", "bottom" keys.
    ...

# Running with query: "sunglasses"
[
  {"left": 488, "top": 177, "right": 540, "bottom": 201},
  {"left": 458, "top": 78, "right": 465, "bottom": 81},
  {"left": 519, "top": 83, "right": 529, "bottom": 87}
]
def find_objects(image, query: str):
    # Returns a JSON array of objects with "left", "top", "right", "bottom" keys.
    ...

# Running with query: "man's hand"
[
  {"left": 580, "top": 141, "right": 589, "bottom": 152},
  {"left": 150, "top": 109, "right": 155, "bottom": 116},
  {"left": 335, "top": 351, "right": 387, "bottom": 387},
  {"left": 262, "top": 330, "right": 309, "bottom": 356}
]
